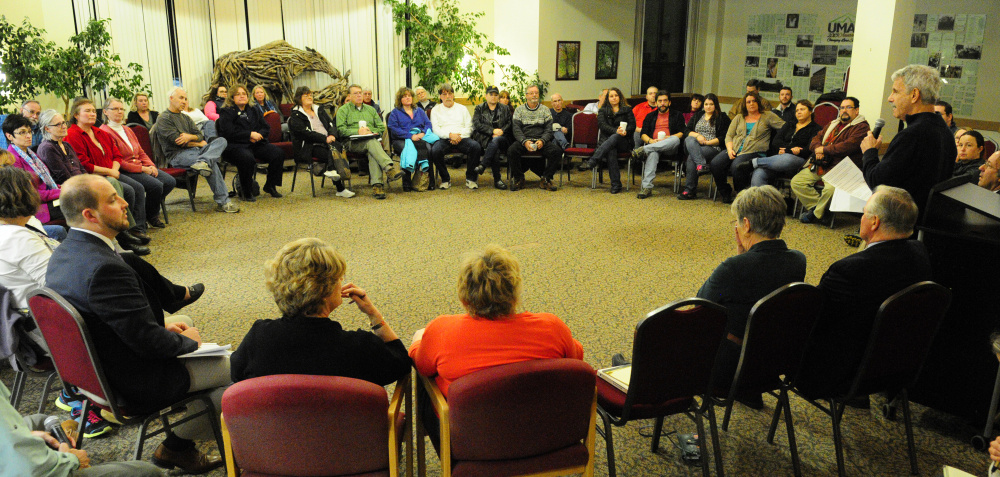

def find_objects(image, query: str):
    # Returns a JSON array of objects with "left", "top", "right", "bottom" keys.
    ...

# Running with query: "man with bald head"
[
  {"left": 46, "top": 174, "right": 230, "bottom": 473},
  {"left": 156, "top": 86, "right": 238, "bottom": 213},
  {"left": 549, "top": 93, "right": 573, "bottom": 149}
]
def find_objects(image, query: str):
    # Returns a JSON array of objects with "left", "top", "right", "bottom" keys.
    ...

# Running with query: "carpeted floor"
[{"left": 2, "top": 164, "right": 989, "bottom": 476}]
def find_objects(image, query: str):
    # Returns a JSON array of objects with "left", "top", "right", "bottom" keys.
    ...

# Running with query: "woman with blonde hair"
[
  {"left": 126, "top": 92, "right": 158, "bottom": 129},
  {"left": 409, "top": 244, "right": 584, "bottom": 447},
  {"left": 230, "top": 238, "right": 411, "bottom": 384}
]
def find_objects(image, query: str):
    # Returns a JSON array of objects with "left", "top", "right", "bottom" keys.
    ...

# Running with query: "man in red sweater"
[{"left": 631, "top": 86, "right": 658, "bottom": 147}]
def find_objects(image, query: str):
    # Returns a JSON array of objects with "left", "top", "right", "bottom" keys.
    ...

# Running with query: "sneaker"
[
  {"left": 844, "top": 233, "right": 863, "bottom": 248},
  {"left": 215, "top": 201, "right": 240, "bottom": 213},
  {"left": 494, "top": 179, "right": 507, "bottom": 190},
  {"left": 439, "top": 181, "right": 451, "bottom": 190},
  {"left": 373, "top": 183, "right": 386, "bottom": 199},
  {"left": 189, "top": 161, "right": 212, "bottom": 177},
  {"left": 70, "top": 406, "right": 113, "bottom": 438},
  {"left": 696, "top": 164, "right": 708, "bottom": 174},
  {"left": 799, "top": 208, "right": 818, "bottom": 224},
  {"left": 336, "top": 189, "right": 356, "bottom": 198},
  {"left": 384, "top": 164, "right": 404, "bottom": 182},
  {"left": 637, "top": 187, "right": 653, "bottom": 199},
  {"left": 465, "top": 180, "right": 478, "bottom": 189},
  {"left": 55, "top": 389, "right": 81, "bottom": 412},
  {"left": 611, "top": 353, "right": 630, "bottom": 367},
  {"left": 631, "top": 147, "right": 647, "bottom": 161},
  {"left": 677, "top": 189, "right": 697, "bottom": 200},
  {"left": 323, "top": 169, "right": 341, "bottom": 180}
]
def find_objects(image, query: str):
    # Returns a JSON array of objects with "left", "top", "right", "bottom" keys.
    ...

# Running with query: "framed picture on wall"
[
  {"left": 596, "top": 41, "right": 619, "bottom": 80},
  {"left": 556, "top": 41, "right": 581, "bottom": 80}
]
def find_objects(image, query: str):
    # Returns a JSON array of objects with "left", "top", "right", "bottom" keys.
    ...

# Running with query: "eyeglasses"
[
  {"left": 13, "top": 129, "right": 32, "bottom": 136},
  {"left": 47, "top": 121, "right": 67, "bottom": 128},
  {"left": 840, "top": 106, "right": 856, "bottom": 110},
  {"left": 106, "top": 107, "right": 125, "bottom": 112}
]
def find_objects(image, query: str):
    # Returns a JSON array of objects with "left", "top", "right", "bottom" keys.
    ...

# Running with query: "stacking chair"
[
  {"left": 778, "top": 281, "right": 952, "bottom": 476},
  {"left": 289, "top": 151, "right": 330, "bottom": 197},
  {"left": 415, "top": 358, "right": 597, "bottom": 477},
  {"left": 222, "top": 374, "right": 412, "bottom": 477},
  {"left": 263, "top": 112, "right": 293, "bottom": 160},
  {"left": 813, "top": 102, "right": 840, "bottom": 128},
  {"left": 597, "top": 298, "right": 728, "bottom": 477},
  {"left": 562, "top": 112, "right": 598, "bottom": 185},
  {"left": 27, "top": 288, "right": 224, "bottom": 458},
  {"left": 2, "top": 284, "right": 58, "bottom": 413},
  {"left": 714, "top": 283, "right": 823, "bottom": 477}
]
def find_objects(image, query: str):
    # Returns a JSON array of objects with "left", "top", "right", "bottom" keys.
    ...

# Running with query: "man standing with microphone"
[{"left": 859, "top": 64, "right": 956, "bottom": 217}]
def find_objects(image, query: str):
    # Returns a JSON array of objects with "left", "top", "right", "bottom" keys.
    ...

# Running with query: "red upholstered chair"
[
  {"left": 781, "top": 281, "right": 952, "bottom": 477},
  {"left": 713, "top": 283, "right": 823, "bottom": 477},
  {"left": 983, "top": 137, "right": 997, "bottom": 161},
  {"left": 597, "top": 298, "right": 728, "bottom": 477},
  {"left": 278, "top": 103, "right": 293, "bottom": 119},
  {"left": 221, "top": 374, "right": 412, "bottom": 477},
  {"left": 813, "top": 102, "right": 840, "bottom": 128},
  {"left": 2, "top": 283, "right": 58, "bottom": 414},
  {"left": 415, "top": 359, "right": 597, "bottom": 477},
  {"left": 26, "top": 288, "right": 224, "bottom": 457},
  {"left": 565, "top": 104, "right": 584, "bottom": 113},
  {"left": 562, "top": 112, "right": 599, "bottom": 184},
  {"left": 263, "top": 112, "right": 293, "bottom": 160}
]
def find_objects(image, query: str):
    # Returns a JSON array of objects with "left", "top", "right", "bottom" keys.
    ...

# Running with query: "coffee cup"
[
  {"left": 658, "top": 131, "right": 666, "bottom": 139},
  {"left": 359, "top": 120, "right": 367, "bottom": 129},
  {"left": 619, "top": 121, "right": 627, "bottom": 130}
]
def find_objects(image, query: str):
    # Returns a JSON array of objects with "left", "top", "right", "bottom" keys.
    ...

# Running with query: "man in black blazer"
[
  {"left": 797, "top": 186, "right": 933, "bottom": 398},
  {"left": 46, "top": 175, "right": 226, "bottom": 473}
]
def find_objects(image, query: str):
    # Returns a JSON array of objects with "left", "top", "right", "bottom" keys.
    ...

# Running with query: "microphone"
[
  {"left": 44, "top": 416, "right": 71, "bottom": 445},
  {"left": 871, "top": 118, "right": 886, "bottom": 139}
]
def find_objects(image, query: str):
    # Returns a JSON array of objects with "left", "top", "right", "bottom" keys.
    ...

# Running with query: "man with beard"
[
  {"left": 630, "top": 91, "right": 686, "bottom": 199},
  {"left": 771, "top": 87, "right": 796, "bottom": 123},
  {"left": 46, "top": 174, "right": 230, "bottom": 474},
  {"left": 0, "top": 100, "right": 43, "bottom": 149},
  {"left": 507, "top": 84, "right": 562, "bottom": 191},
  {"left": 791, "top": 97, "right": 870, "bottom": 224}
]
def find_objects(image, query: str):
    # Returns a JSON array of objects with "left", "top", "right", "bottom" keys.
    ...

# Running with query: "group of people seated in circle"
[{"left": 0, "top": 157, "right": 941, "bottom": 473}]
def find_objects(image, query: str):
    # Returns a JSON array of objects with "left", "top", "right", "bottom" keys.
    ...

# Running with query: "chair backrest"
[
  {"left": 570, "top": 112, "right": 599, "bottom": 147},
  {"left": 27, "top": 288, "right": 115, "bottom": 408},
  {"left": 850, "top": 281, "right": 952, "bottom": 397},
  {"left": 983, "top": 138, "right": 997, "bottom": 161},
  {"left": 129, "top": 124, "right": 154, "bottom": 158},
  {"left": 813, "top": 102, "right": 840, "bottom": 128},
  {"left": 263, "top": 112, "right": 283, "bottom": 143},
  {"left": 279, "top": 103, "right": 293, "bottom": 118},
  {"left": 624, "top": 298, "right": 728, "bottom": 418},
  {"left": 146, "top": 123, "right": 169, "bottom": 168},
  {"left": 731, "top": 283, "right": 823, "bottom": 394},
  {"left": 447, "top": 358, "right": 595, "bottom": 462},
  {"left": 222, "top": 374, "right": 390, "bottom": 476},
  {"left": 565, "top": 104, "right": 584, "bottom": 113}
]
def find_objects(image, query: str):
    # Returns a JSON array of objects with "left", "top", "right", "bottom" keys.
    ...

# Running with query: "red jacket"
[
  {"left": 100, "top": 124, "right": 156, "bottom": 173},
  {"left": 65, "top": 124, "right": 123, "bottom": 173}
]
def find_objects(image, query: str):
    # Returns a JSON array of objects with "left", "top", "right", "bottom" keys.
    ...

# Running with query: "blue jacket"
[{"left": 387, "top": 107, "right": 431, "bottom": 141}]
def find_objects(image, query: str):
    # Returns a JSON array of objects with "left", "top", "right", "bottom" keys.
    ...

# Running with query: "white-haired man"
[
  {"left": 0, "top": 99, "right": 43, "bottom": 149},
  {"left": 860, "top": 64, "right": 956, "bottom": 219},
  {"left": 156, "top": 87, "right": 238, "bottom": 213}
]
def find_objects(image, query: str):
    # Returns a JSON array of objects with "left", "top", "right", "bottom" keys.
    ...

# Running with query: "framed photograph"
[
  {"left": 556, "top": 41, "right": 580, "bottom": 81},
  {"left": 595, "top": 41, "right": 620, "bottom": 80},
  {"left": 786, "top": 14, "right": 799, "bottom": 29}
]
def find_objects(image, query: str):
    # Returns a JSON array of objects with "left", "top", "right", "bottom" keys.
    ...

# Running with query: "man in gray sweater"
[{"left": 506, "top": 85, "right": 561, "bottom": 191}]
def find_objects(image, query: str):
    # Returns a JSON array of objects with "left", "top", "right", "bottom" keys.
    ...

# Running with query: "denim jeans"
[
  {"left": 168, "top": 138, "right": 231, "bottom": 205},
  {"left": 751, "top": 153, "right": 806, "bottom": 187},
  {"left": 121, "top": 171, "right": 176, "bottom": 221},
  {"left": 684, "top": 135, "right": 719, "bottom": 167},
  {"left": 639, "top": 136, "right": 681, "bottom": 189},
  {"left": 590, "top": 134, "right": 629, "bottom": 187},
  {"left": 552, "top": 130, "right": 569, "bottom": 149}
]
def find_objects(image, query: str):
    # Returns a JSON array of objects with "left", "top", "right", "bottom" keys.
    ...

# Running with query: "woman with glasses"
[
  {"left": 102, "top": 98, "right": 175, "bottom": 228},
  {"left": 3, "top": 115, "right": 63, "bottom": 227}
]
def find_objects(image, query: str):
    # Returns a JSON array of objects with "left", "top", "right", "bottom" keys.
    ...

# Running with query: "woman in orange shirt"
[{"left": 409, "top": 245, "right": 584, "bottom": 449}]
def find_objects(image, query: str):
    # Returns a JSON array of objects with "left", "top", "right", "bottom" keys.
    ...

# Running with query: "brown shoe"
[
  {"left": 539, "top": 178, "right": 558, "bottom": 191},
  {"left": 384, "top": 164, "right": 404, "bottom": 182},
  {"left": 373, "top": 183, "right": 387, "bottom": 199},
  {"left": 510, "top": 177, "right": 526, "bottom": 191},
  {"left": 151, "top": 444, "right": 223, "bottom": 474}
]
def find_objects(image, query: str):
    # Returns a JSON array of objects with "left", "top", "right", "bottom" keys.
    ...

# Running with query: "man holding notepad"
[
  {"left": 336, "top": 84, "right": 403, "bottom": 200},
  {"left": 46, "top": 175, "right": 229, "bottom": 474}
]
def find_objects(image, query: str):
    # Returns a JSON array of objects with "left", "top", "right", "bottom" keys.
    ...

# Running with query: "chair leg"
[
  {"left": 706, "top": 401, "right": 725, "bottom": 477},
  {"left": 781, "top": 389, "right": 802, "bottom": 477},
  {"left": 830, "top": 399, "right": 847, "bottom": 477},
  {"left": 160, "top": 198, "right": 169, "bottom": 224},
  {"left": 651, "top": 416, "right": 664, "bottom": 451},
  {"left": 187, "top": 176, "right": 198, "bottom": 212},
  {"left": 134, "top": 413, "right": 160, "bottom": 460},
  {"left": 597, "top": 409, "right": 617, "bottom": 477},
  {"left": 37, "top": 372, "right": 58, "bottom": 414},
  {"left": 76, "top": 399, "right": 90, "bottom": 450},
  {"left": 591, "top": 166, "right": 598, "bottom": 189},
  {"left": 722, "top": 398, "right": 735, "bottom": 431},
  {"left": 767, "top": 389, "right": 784, "bottom": 443},
  {"left": 291, "top": 163, "right": 298, "bottom": 193},
  {"left": 10, "top": 371, "right": 26, "bottom": 409},
  {"left": 900, "top": 390, "right": 919, "bottom": 475},
  {"left": 694, "top": 407, "right": 710, "bottom": 477}
]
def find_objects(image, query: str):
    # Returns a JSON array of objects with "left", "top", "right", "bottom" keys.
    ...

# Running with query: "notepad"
[
  {"left": 597, "top": 364, "right": 632, "bottom": 393},
  {"left": 177, "top": 343, "right": 231, "bottom": 358}
]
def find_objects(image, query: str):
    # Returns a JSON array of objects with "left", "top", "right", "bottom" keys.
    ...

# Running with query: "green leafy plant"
[
  {"left": 0, "top": 17, "right": 150, "bottom": 115},
  {"left": 385, "top": 0, "right": 547, "bottom": 106}
]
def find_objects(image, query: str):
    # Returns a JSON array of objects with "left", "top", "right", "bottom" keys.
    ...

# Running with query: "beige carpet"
[{"left": 2, "top": 164, "right": 988, "bottom": 476}]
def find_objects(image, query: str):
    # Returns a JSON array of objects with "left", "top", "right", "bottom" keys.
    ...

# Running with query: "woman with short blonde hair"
[
  {"left": 127, "top": 92, "right": 158, "bottom": 129},
  {"left": 230, "top": 238, "right": 411, "bottom": 385}
]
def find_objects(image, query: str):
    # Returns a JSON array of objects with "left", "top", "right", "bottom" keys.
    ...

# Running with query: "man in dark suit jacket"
[
  {"left": 797, "top": 186, "right": 933, "bottom": 398},
  {"left": 696, "top": 186, "right": 807, "bottom": 401},
  {"left": 45, "top": 174, "right": 225, "bottom": 473}
]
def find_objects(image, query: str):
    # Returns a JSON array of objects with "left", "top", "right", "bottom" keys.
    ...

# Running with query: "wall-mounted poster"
[
  {"left": 744, "top": 13, "right": 854, "bottom": 102},
  {"left": 596, "top": 41, "right": 619, "bottom": 80},
  {"left": 908, "top": 13, "right": 987, "bottom": 115},
  {"left": 556, "top": 41, "right": 580, "bottom": 81}
]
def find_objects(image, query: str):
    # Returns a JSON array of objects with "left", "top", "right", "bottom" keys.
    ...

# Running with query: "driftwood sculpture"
[{"left": 202, "top": 40, "right": 351, "bottom": 106}]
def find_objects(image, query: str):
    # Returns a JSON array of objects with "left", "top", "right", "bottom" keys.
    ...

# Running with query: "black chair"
[
  {"left": 596, "top": 298, "right": 728, "bottom": 477},
  {"left": 778, "top": 281, "right": 952, "bottom": 476},
  {"left": 714, "top": 282, "right": 823, "bottom": 477}
]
